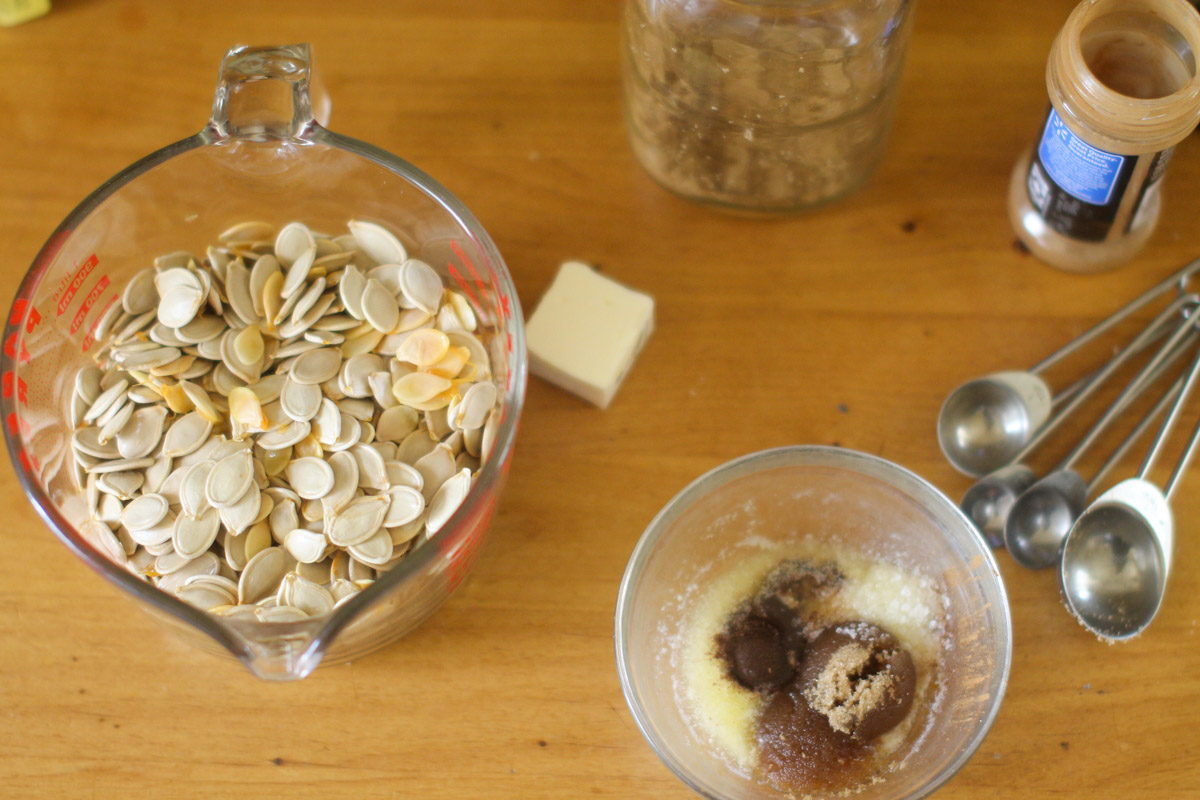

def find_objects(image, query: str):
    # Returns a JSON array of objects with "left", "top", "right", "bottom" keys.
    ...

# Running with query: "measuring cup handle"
[{"left": 207, "top": 43, "right": 330, "bottom": 141}]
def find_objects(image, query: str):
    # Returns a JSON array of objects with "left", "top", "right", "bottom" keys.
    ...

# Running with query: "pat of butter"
[
  {"left": 0, "top": 0, "right": 50, "bottom": 26},
  {"left": 526, "top": 261, "right": 654, "bottom": 408}
]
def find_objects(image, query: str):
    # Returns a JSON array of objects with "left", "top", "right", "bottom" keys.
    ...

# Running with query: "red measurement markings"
[
  {"left": 4, "top": 411, "right": 31, "bottom": 440},
  {"left": 447, "top": 241, "right": 520, "bottom": 392},
  {"left": 5, "top": 409, "right": 37, "bottom": 470},
  {"left": 2, "top": 373, "right": 28, "bottom": 405},
  {"left": 56, "top": 254, "right": 98, "bottom": 317},
  {"left": 450, "top": 241, "right": 488, "bottom": 294},
  {"left": 9, "top": 298, "right": 42, "bottom": 334},
  {"left": 4, "top": 287, "right": 50, "bottom": 472},
  {"left": 448, "top": 240, "right": 519, "bottom": 323},
  {"left": 448, "top": 240, "right": 489, "bottom": 310},
  {"left": 82, "top": 293, "right": 118, "bottom": 353},
  {"left": 489, "top": 262, "right": 513, "bottom": 320},
  {"left": 4, "top": 298, "right": 41, "bottom": 364},
  {"left": 71, "top": 275, "right": 109, "bottom": 336},
  {"left": 446, "top": 262, "right": 484, "bottom": 313}
]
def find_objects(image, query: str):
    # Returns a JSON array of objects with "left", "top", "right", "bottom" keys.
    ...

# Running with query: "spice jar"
[
  {"left": 620, "top": 0, "right": 916, "bottom": 214},
  {"left": 1008, "top": 0, "right": 1200, "bottom": 272}
]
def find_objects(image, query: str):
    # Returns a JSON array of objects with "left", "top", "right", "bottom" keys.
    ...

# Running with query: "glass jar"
[
  {"left": 1008, "top": 0, "right": 1200, "bottom": 272},
  {"left": 620, "top": 0, "right": 916, "bottom": 214}
]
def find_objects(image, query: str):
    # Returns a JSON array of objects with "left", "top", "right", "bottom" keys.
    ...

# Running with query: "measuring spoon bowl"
[
  {"left": 940, "top": 292, "right": 1198, "bottom": 478},
  {"left": 1004, "top": 469, "right": 1087, "bottom": 570},
  {"left": 960, "top": 463, "right": 1037, "bottom": 549},
  {"left": 1003, "top": 334, "right": 1194, "bottom": 571},
  {"left": 1060, "top": 479, "right": 1170, "bottom": 641},
  {"left": 938, "top": 371, "right": 1053, "bottom": 477}
]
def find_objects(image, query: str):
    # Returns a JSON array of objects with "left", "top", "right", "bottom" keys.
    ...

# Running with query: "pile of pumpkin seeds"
[{"left": 70, "top": 220, "right": 500, "bottom": 622}]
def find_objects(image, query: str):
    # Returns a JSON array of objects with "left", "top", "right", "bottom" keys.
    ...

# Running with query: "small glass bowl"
[{"left": 614, "top": 446, "right": 1012, "bottom": 800}]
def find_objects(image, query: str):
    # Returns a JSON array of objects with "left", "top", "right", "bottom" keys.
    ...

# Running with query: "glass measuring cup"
[{"left": 0, "top": 44, "right": 527, "bottom": 680}]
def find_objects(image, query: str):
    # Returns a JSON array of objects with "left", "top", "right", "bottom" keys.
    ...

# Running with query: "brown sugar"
[
  {"left": 712, "top": 561, "right": 920, "bottom": 795},
  {"left": 714, "top": 560, "right": 843, "bottom": 694},
  {"left": 758, "top": 679, "right": 873, "bottom": 794},
  {"left": 799, "top": 623, "right": 917, "bottom": 741}
]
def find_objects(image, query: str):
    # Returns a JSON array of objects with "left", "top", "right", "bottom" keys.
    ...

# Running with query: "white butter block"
[{"left": 525, "top": 261, "right": 655, "bottom": 408}]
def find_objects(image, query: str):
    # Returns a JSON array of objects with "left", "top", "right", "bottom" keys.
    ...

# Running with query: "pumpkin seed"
[
  {"left": 173, "top": 508, "right": 221, "bottom": 560},
  {"left": 238, "top": 546, "right": 288, "bottom": 604},
  {"left": 427, "top": 468, "right": 472, "bottom": 534},
  {"left": 348, "top": 219, "right": 406, "bottom": 265},
  {"left": 283, "top": 528, "right": 328, "bottom": 564},
  {"left": 327, "top": 494, "right": 390, "bottom": 547},
  {"left": 72, "top": 219, "right": 504, "bottom": 623},
  {"left": 285, "top": 456, "right": 335, "bottom": 500},
  {"left": 121, "top": 493, "right": 169, "bottom": 532},
  {"left": 290, "top": 347, "right": 342, "bottom": 385},
  {"left": 399, "top": 259, "right": 443, "bottom": 314},
  {"left": 275, "top": 222, "right": 316, "bottom": 267},
  {"left": 383, "top": 486, "right": 425, "bottom": 528},
  {"left": 205, "top": 449, "right": 254, "bottom": 508}
]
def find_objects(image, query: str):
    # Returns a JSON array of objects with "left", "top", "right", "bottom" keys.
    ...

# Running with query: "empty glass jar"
[{"left": 621, "top": 0, "right": 916, "bottom": 214}]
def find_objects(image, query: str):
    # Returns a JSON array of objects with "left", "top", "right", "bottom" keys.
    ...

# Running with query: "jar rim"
[{"left": 1048, "top": 0, "right": 1200, "bottom": 152}]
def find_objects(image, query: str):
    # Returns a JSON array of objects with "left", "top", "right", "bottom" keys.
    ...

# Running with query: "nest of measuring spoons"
[
  {"left": 957, "top": 294, "right": 1198, "bottom": 547},
  {"left": 938, "top": 263, "right": 1200, "bottom": 639}
]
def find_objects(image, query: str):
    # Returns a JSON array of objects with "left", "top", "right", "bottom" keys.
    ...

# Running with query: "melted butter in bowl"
[{"left": 680, "top": 540, "right": 946, "bottom": 796}]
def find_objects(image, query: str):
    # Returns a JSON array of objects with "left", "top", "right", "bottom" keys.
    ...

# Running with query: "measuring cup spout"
[{"left": 234, "top": 625, "right": 326, "bottom": 681}]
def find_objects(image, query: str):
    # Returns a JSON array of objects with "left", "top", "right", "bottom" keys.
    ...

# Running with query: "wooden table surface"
[{"left": 3, "top": 1, "right": 1200, "bottom": 797}]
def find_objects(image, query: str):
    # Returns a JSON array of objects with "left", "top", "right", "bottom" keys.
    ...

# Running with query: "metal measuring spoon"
[
  {"left": 938, "top": 258, "right": 1200, "bottom": 477},
  {"left": 960, "top": 295, "right": 1198, "bottom": 547},
  {"left": 1005, "top": 361, "right": 1187, "bottom": 570},
  {"left": 960, "top": 463, "right": 1039, "bottom": 549},
  {"left": 1060, "top": 326, "right": 1200, "bottom": 641}
]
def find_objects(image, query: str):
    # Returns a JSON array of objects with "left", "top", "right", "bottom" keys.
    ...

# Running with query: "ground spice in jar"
[{"left": 1008, "top": 0, "right": 1200, "bottom": 272}]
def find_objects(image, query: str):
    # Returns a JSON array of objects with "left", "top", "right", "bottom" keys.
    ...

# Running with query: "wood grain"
[{"left": 2, "top": 0, "right": 1199, "bottom": 797}]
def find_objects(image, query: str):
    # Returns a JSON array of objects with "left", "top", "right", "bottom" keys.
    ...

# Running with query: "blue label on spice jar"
[
  {"left": 1024, "top": 106, "right": 1157, "bottom": 242},
  {"left": 1037, "top": 109, "right": 1127, "bottom": 205}
]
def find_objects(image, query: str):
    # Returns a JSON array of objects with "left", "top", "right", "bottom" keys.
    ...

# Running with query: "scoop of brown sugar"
[{"left": 798, "top": 621, "right": 917, "bottom": 741}]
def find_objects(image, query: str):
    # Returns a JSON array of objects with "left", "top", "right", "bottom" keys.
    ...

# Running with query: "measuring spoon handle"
[
  {"left": 1058, "top": 320, "right": 1198, "bottom": 469},
  {"left": 1013, "top": 294, "right": 1198, "bottom": 464},
  {"left": 1087, "top": 371, "right": 1186, "bottom": 493},
  {"left": 1049, "top": 310, "right": 1182, "bottom": 406},
  {"left": 1145, "top": 329, "right": 1200, "bottom": 494},
  {"left": 1163, "top": 413, "right": 1200, "bottom": 500},
  {"left": 1032, "top": 256, "right": 1200, "bottom": 375}
]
